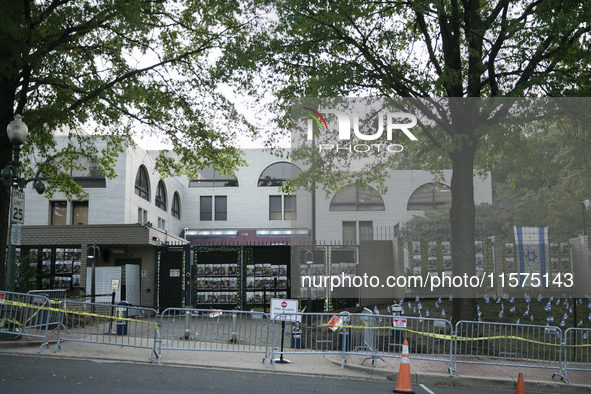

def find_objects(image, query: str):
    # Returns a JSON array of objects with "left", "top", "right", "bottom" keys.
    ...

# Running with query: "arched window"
[
  {"left": 156, "top": 180, "right": 167, "bottom": 211},
  {"left": 172, "top": 192, "right": 181, "bottom": 219},
  {"left": 329, "top": 185, "right": 385, "bottom": 211},
  {"left": 258, "top": 162, "right": 301, "bottom": 187},
  {"left": 135, "top": 165, "right": 150, "bottom": 201},
  {"left": 189, "top": 168, "right": 238, "bottom": 187},
  {"left": 407, "top": 183, "right": 451, "bottom": 210}
]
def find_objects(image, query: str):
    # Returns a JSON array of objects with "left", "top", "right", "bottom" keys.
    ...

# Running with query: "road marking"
[{"left": 419, "top": 384, "right": 436, "bottom": 394}]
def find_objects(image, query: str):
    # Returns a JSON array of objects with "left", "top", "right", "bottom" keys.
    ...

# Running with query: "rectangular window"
[
  {"left": 51, "top": 201, "right": 67, "bottom": 225},
  {"left": 215, "top": 196, "right": 227, "bottom": 221},
  {"left": 200, "top": 196, "right": 212, "bottom": 221},
  {"left": 284, "top": 196, "right": 297, "bottom": 220},
  {"left": 158, "top": 217, "right": 166, "bottom": 230},
  {"left": 359, "top": 221, "right": 373, "bottom": 241},
  {"left": 269, "top": 196, "right": 282, "bottom": 220},
  {"left": 72, "top": 201, "right": 89, "bottom": 225},
  {"left": 342, "top": 221, "right": 356, "bottom": 244}
]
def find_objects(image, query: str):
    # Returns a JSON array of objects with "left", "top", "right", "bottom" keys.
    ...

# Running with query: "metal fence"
[
  {"left": 54, "top": 300, "right": 160, "bottom": 363},
  {"left": 454, "top": 320, "right": 564, "bottom": 380},
  {"left": 159, "top": 308, "right": 271, "bottom": 365},
  {"left": 562, "top": 327, "right": 591, "bottom": 384},
  {"left": 338, "top": 312, "right": 456, "bottom": 374},
  {"left": 27, "top": 289, "right": 68, "bottom": 332},
  {"left": 0, "top": 291, "right": 51, "bottom": 352},
  {"left": 269, "top": 312, "right": 348, "bottom": 368},
  {"left": 2, "top": 290, "right": 589, "bottom": 384}
]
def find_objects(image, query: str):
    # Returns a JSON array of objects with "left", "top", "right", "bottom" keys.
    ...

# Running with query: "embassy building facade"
[{"left": 14, "top": 139, "right": 492, "bottom": 310}]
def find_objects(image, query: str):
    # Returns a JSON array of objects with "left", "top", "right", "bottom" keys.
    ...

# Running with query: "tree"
[
  {"left": 226, "top": 0, "right": 591, "bottom": 322},
  {"left": 0, "top": 0, "right": 257, "bottom": 290}
]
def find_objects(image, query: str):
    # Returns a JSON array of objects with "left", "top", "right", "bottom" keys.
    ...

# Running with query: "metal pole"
[{"left": 583, "top": 201, "right": 587, "bottom": 236}]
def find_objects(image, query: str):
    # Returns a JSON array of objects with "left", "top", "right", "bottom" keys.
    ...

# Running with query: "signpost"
[
  {"left": 11, "top": 189, "right": 25, "bottom": 224},
  {"left": 270, "top": 298, "right": 299, "bottom": 364}
]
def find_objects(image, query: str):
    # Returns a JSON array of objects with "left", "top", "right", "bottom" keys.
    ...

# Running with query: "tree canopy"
[
  {"left": 0, "top": 0, "right": 258, "bottom": 289},
  {"left": 223, "top": 0, "right": 591, "bottom": 321}
]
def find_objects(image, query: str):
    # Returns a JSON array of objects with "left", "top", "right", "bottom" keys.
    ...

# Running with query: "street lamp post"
[
  {"left": 1, "top": 114, "right": 45, "bottom": 291},
  {"left": 86, "top": 245, "right": 100, "bottom": 306}
]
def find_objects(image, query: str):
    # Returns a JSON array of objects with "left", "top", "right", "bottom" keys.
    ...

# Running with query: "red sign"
[{"left": 281, "top": 301, "right": 287, "bottom": 308}]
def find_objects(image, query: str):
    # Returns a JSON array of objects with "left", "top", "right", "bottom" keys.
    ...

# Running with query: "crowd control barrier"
[
  {"left": 159, "top": 308, "right": 271, "bottom": 366},
  {"left": 54, "top": 300, "right": 160, "bottom": 363},
  {"left": 0, "top": 291, "right": 51, "bottom": 352}
]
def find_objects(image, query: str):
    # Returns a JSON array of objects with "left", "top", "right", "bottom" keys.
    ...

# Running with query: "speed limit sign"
[{"left": 11, "top": 189, "right": 25, "bottom": 224}]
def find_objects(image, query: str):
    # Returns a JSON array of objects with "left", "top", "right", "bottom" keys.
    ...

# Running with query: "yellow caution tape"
[
  {"left": 1, "top": 300, "right": 158, "bottom": 327},
  {"left": 321, "top": 324, "right": 591, "bottom": 348}
]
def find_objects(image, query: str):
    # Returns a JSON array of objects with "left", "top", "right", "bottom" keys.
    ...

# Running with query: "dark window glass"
[
  {"left": 156, "top": 181, "right": 167, "bottom": 211},
  {"left": 172, "top": 193, "right": 181, "bottom": 219},
  {"left": 51, "top": 201, "right": 67, "bottom": 225},
  {"left": 189, "top": 168, "right": 238, "bottom": 187},
  {"left": 342, "top": 221, "right": 356, "bottom": 244},
  {"left": 330, "top": 186, "right": 385, "bottom": 211},
  {"left": 407, "top": 183, "right": 451, "bottom": 210},
  {"left": 359, "top": 221, "right": 373, "bottom": 241},
  {"left": 215, "top": 196, "right": 227, "bottom": 221},
  {"left": 72, "top": 201, "right": 89, "bottom": 225},
  {"left": 200, "top": 196, "right": 212, "bottom": 221},
  {"left": 258, "top": 162, "right": 301, "bottom": 187},
  {"left": 135, "top": 166, "right": 150, "bottom": 201},
  {"left": 269, "top": 196, "right": 282, "bottom": 220},
  {"left": 284, "top": 196, "right": 297, "bottom": 220}
]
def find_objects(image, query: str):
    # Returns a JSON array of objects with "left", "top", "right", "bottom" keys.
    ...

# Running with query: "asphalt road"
[{"left": 0, "top": 355, "right": 546, "bottom": 394}]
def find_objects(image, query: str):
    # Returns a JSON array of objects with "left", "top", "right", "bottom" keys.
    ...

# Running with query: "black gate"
[{"left": 158, "top": 245, "right": 188, "bottom": 311}]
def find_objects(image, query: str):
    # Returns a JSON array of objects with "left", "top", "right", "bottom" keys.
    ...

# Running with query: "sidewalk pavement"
[{"left": 1, "top": 334, "right": 590, "bottom": 394}]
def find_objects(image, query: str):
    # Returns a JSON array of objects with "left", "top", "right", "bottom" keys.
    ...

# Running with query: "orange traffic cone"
[
  {"left": 393, "top": 339, "right": 414, "bottom": 393},
  {"left": 516, "top": 372, "right": 526, "bottom": 394}
]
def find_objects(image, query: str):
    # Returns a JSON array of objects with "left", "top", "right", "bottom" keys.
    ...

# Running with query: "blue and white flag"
[
  {"left": 441, "top": 309, "right": 446, "bottom": 316},
  {"left": 578, "top": 320, "right": 583, "bottom": 327},
  {"left": 426, "top": 310, "right": 430, "bottom": 317},
  {"left": 588, "top": 312, "right": 591, "bottom": 321},
  {"left": 560, "top": 320, "right": 565, "bottom": 327},
  {"left": 498, "top": 310, "right": 504, "bottom": 319},
  {"left": 516, "top": 318, "right": 520, "bottom": 325},
  {"left": 477, "top": 305, "right": 480, "bottom": 311},
  {"left": 549, "top": 297, "right": 553, "bottom": 303},
  {"left": 514, "top": 227, "right": 549, "bottom": 286},
  {"left": 569, "top": 307, "right": 572, "bottom": 314},
  {"left": 579, "top": 299, "right": 583, "bottom": 305},
  {"left": 537, "top": 294, "right": 543, "bottom": 302},
  {"left": 418, "top": 302, "right": 422, "bottom": 310},
  {"left": 584, "top": 331, "right": 589, "bottom": 340},
  {"left": 547, "top": 316, "right": 554, "bottom": 322},
  {"left": 387, "top": 305, "right": 391, "bottom": 313},
  {"left": 509, "top": 297, "right": 514, "bottom": 304},
  {"left": 510, "top": 306, "right": 515, "bottom": 313},
  {"left": 415, "top": 295, "right": 420, "bottom": 302},
  {"left": 523, "top": 309, "right": 529, "bottom": 316},
  {"left": 408, "top": 302, "right": 411, "bottom": 309},
  {"left": 588, "top": 302, "right": 591, "bottom": 309},
  {"left": 413, "top": 307, "right": 416, "bottom": 314},
  {"left": 564, "top": 313, "right": 568, "bottom": 321},
  {"left": 438, "top": 297, "right": 442, "bottom": 304},
  {"left": 496, "top": 298, "right": 501, "bottom": 304},
  {"left": 545, "top": 303, "right": 551, "bottom": 312},
  {"left": 530, "top": 314, "right": 534, "bottom": 322},
  {"left": 478, "top": 311, "right": 483, "bottom": 317},
  {"left": 374, "top": 306, "right": 380, "bottom": 315},
  {"left": 556, "top": 298, "right": 561, "bottom": 306},
  {"left": 449, "top": 295, "right": 453, "bottom": 301}
]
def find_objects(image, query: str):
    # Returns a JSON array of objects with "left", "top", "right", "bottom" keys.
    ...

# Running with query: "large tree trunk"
[{"left": 450, "top": 137, "right": 478, "bottom": 324}]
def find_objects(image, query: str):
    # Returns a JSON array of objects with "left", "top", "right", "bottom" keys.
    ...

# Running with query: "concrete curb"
[{"left": 325, "top": 356, "right": 591, "bottom": 394}]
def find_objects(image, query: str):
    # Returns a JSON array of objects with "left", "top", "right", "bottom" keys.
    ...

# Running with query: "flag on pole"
[{"left": 514, "top": 227, "right": 549, "bottom": 286}]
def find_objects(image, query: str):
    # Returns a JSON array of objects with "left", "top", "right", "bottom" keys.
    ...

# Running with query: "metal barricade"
[
  {"left": 269, "top": 312, "right": 351, "bottom": 368},
  {"left": 159, "top": 308, "right": 271, "bottom": 366},
  {"left": 455, "top": 320, "right": 563, "bottom": 379},
  {"left": 27, "top": 289, "right": 68, "bottom": 332},
  {"left": 0, "top": 291, "right": 51, "bottom": 352},
  {"left": 562, "top": 327, "right": 591, "bottom": 384},
  {"left": 54, "top": 300, "right": 160, "bottom": 363},
  {"left": 345, "top": 313, "right": 456, "bottom": 375}
]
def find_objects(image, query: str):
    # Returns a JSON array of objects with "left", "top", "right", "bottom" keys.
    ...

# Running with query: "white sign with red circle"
[{"left": 270, "top": 298, "right": 299, "bottom": 322}]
